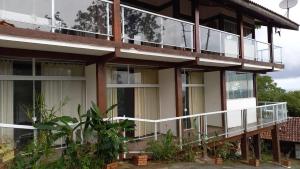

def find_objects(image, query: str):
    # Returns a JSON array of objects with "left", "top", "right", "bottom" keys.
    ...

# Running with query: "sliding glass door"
[
  {"left": 0, "top": 59, "right": 86, "bottom": 148},
  {"left": 106, "top": 65, "right": 159, "bottom": 138}
]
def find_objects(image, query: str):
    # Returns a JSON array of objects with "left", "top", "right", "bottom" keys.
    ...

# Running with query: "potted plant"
[
  {"left": 249, "top": 142, "right": 260, "bottom": 167},
  {"left": 132, "top": 153, "right": 148, "bottom": 166},
  {"left": 281, "top": 150, "right": 292, "bottom": 168}
]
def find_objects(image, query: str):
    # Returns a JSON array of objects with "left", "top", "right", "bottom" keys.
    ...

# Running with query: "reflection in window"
[
  {"left": 226, "top": 71, "right": 254, "bottom": 99},
  {"left": 181, "top": 70, "right": 204, "bottom": 129}
]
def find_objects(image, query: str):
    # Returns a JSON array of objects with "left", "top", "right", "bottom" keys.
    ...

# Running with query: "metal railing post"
[
  {"left": 51, "top": 0, "right": 55, "bottom": 33},
  {"left": 224, "top": 112, "right": 228, "bottom": 138},
  {"left": 254, "top": 40, "right": 258, "bottom": 61},
  {"left": 121, "top": 7, "right": 125, "bottom": 42},
  {"left": 106, "top": 2, "right": 110, "bottom": 39},
  {"left": 260, "top": 107, "right": 263, "bottom": 127},
  {"left": 198, "top": 116, "right": 201, "bottom": 145},
  {"left": 190, "top": 25, "right": 194, "bottom": 52},
  {"left": 243, "top": 109, "right": 248, "bottom": 132},
  {"left": 179, "top": 119, "right": 183, "bottom": 150},
  {"left": 160, "top": 17, "right": 164, "bottom": 48},
  {"left": 204, "top": 116, "right": 208, "bottom": 137},
  {"left": 154, "top": 122, "right": 158, "bottom": 141},
  {"left": 219, "top": 32, "right": 222, "bottom": 55}
]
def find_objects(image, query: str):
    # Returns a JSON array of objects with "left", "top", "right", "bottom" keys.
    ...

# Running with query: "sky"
[{"left": 251, "top": 0, "right": 300, "bottom": 91}]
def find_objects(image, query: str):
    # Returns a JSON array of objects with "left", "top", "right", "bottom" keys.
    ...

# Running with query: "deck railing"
[
  {"left": 200, "top": 26, "right": 240, "bottom": 58},
  {"left": 0, "top": 102, "right": 287, "bottom": 153},
  {"left": 0, "top": 0, "right": 113, "bottom": 38},
  {"left": 0, "top": 0, "right": 283, "bottom": 64},
  {"left": 120, "top": 4, "right": 194, "bottom": 50},
  {"left": 244, "top": 37, "right": 271, "bottom": 62}
]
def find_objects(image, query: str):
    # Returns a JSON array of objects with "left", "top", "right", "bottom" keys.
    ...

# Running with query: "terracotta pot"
[
  {"left": 105, "top": 162, "right": 118, "bottom": 169},
  {"left": 133, "top": 155, "right": 148, "bottom": 166},
  {"left": 214, "top": 157, "right": 223, "bottom": 165},
  {"left": 281, "top": 159, "right": 292, "bottom": 168},
  {"left": 249, "top": 159, "right": 260, "bottom": 167}
]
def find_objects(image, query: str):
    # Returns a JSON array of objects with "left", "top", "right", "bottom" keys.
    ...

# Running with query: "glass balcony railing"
[
  {"left": 244, "top": 38, "right": 271, "bottom": 62},
  {"left": 0, "top": 0, "right": 284, "bottom": 64},
  {"left": 274, "top": 45, "right": 283, "bottom": 64},
  {"left": 121, "top": 4, "right": 194, "bottom": 50},
  {"left": 0, "top": 0, "right": 112, "bottom": 38},
  {"left": 200, "top": 26, "right": 240, "bottom": 58}
]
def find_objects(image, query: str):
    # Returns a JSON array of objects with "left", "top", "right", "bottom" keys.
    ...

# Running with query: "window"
[
  {"left": 106, "top": 65, "right": 159, "bottom": 137},
  {"left": 0, "top": 59, "right": 86, "bottom": 148},
  {"left": 226, "top": 71, "right": 253, "bottom": 99},
  {"left": 182, "top": 70, "right": 204, "bottom": 129}
]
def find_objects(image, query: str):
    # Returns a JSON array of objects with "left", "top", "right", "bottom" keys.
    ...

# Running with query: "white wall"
[
  {"left": 159, "top": 68, "right": 177, "bottom": 135},
  {"left": 85, "top": 64, "right": 97, "bottom": 110},
  {"left": 204, "top": 71, "right": 223, "bottom": 127},
  {"left": 227, "top": 97, "right": 257, "bottom": 128}
]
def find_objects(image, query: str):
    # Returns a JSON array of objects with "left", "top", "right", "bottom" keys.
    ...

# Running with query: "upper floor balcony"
[{"left": 0, "top": 0, "right": 289, "bottom": 68}]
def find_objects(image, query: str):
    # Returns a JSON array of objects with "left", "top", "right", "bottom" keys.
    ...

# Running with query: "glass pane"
[
  {"left": 189, "top": 72, "right": 203, "bottom": 84},
  {"left": 244, "top": 38, "right": 255, "bottom": 59},
  {"left": 13, "top": 61, "right": 32, "bottom": 75},
  {"left": 256, "top": 42, "right": 270, "bottom": 62},
  {"left": 123, "top": 7, "right": 162, "bottom": 44},
  {"left": 40, "top": 62, "right": 85, "bottom": 76},
  {"left": 222, "top": 33, "right": 239, "bottom": 58},
  {"left": 0, "top": 60, "right": 13, "bottom": 75},
  {"left": 226, "top": 71, "right": 254, "bottom": 99},
  {"left": 54, "top": 0, "right": 109, "bottom": 36},
  {"left": 0, "top": 0, "right": 51, "bottom": 31},
  {"left": 201, "top": 26, "right": 221, "bottom": 53},
  {"left": 163, "top": 19, "right": 193, "bottom": 49},
  {"left": 62, "top": 81, "right": 86, "bottom": 117},
  {"left": 106, "top": 65, "right": 128, "bottom": 84},
  {"left": 133, "top": 68, "right": 158, "bottom": 84}
]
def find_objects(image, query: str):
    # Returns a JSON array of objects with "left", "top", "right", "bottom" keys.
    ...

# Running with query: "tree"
[
  {"left": 257, "top": 75, "right": 285, "bottom": 102},
  {"left": 257, "top": 75, "right": 300, "bottom": 117}
]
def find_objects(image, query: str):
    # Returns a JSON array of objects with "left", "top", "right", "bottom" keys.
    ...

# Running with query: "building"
[
  {"left": 262, "top": 117, "right": 300, "bottom": 159},
  {"left": 0, "top": 0, "right": 298, "bottom": 163}
]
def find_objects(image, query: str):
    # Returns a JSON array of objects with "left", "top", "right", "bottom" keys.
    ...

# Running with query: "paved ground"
[{"left": 118, "top": 159, "right": 300, "bottom": 169}]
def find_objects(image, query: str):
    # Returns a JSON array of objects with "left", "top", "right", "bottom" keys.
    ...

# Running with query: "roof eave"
[{"left": 228, "top": 0, "right": 299, "bottom": 30}]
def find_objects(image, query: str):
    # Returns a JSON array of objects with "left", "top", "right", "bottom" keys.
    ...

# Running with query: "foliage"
[
  {"left": 257, "top": 75, "right": 285, "bottom": 102},
  {"left": 146, "top": 130, "right": 179, "bottom": 161},
  {"left": 9, "top": 95, "right": 134, "bottom": 169},
  {"left": 82, "top": 103, "right": 134, "bottom": 166},
  {"left": 257, "top": 75, "right": 300, "bottom": 117},
  {"left": 215, "top": 142, "right": 234, "bottom": 160}
]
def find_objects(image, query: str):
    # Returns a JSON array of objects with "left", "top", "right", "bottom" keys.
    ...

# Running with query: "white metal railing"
[
  {"left": 200, "top": 25, "right": 240, "bottom": 58},
  {"left": 120, "top": 4, "right": 194, "bottom": 50},
  {"left": 244, "top": 37, "right": 272, "bottom": 62},
  {"left": 0, "top": 102, "right": 287, "bottom": 153},
  {"left": 0, "top": 0, "right": 113, "bottom": 38}
]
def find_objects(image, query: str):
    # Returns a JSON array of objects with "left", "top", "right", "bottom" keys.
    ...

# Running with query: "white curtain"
[
  {"left": 0, "top": 61, "right": 14, "bottom": 141},
  {"left": 41, "top": 63, "right": 85, "bottom": 145},
  {"left": 106, "top": 88, "right": 118, "bottom": 118},
  {"left": 134, "top": 88, "right": 159, "bottom": 137},
  {"left": 41, "top": 63, "right": 85, "bottom": 117}
]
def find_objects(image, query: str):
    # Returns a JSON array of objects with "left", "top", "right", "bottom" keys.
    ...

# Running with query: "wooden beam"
[
  {"left": 220, "top": 70, "right": 227, "bottom": 131},
  {"left": 237, "top": 14, "right": 244, "bottom": 60},
  {"left": 268, "top": 25, "right": 274, "bottom": 64},
  {"left": 173, "top": 0, "right": 180, "bottom": 18},
  {"left": 112, "top": 0, "right": 122, "bottom": 56},
  {"left": 122, "top": 0, "right": 173, "bottom": 12},
  {"left": 241, "top": 134, "right": 249, "bottom": 161},
  {"left": 175, "top": 68, "right": 183, "bottom": 117},
  {"left": 96, "top": 63, "right": 107, "bottom": 114},
  {"left": 194, "top": 0, "right": 201, "bottom": 53},
  {"left": 253, "top": 134, "right": 262, "bottom": 160},
  {"left": 271, "top": 124, "right": 281, "bottom": 163}
]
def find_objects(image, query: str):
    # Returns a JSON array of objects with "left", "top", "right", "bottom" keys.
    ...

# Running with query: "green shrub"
[{"left": 146, "top": 130, "right": 179, "bottom": 161}]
